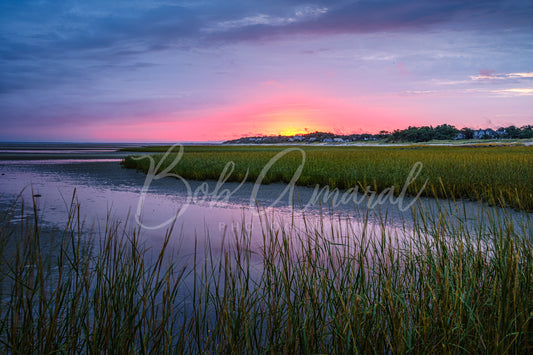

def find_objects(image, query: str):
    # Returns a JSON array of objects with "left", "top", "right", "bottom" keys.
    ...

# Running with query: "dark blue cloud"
[
  {"left": 206, "top": 1, "right": 533, "bottom": 42},
  {"left": 1, "top": 0, "right": 530, "bottom": 76},
  {"left": 3, "top": 1, "right": 532, "bottom": 60},
  {"left": 58, "top": 5, "right": 201, "bottom": 51},
  {"left": 1, "top": 0, "right": 524, "bottom": 69}
]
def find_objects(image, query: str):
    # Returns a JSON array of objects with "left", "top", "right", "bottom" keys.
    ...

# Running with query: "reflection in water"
[
  {"left": 1, "top": 145, "right": 532, "bottom": 353},
  {"left": 0, "top": 148, "right": 530, "bottom": 253},
  {"left": 0, "top": 165, "right": 418, "bottom": 263}
]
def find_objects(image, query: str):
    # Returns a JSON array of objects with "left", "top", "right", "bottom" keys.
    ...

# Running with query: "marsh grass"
[
  {"left": 122, "top": 145, "right": 533, "bottom": 211},
  {"left": 0, "top": 192, "right": 532, "bottom": 353}
]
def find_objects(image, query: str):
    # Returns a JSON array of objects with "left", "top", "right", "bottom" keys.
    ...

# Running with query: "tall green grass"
[
  {"left": 0, "top": 193, "right": 532, "bottom": 353},
  {"left": 0, "top": 193, "right": 189, "bottom": 353},
  {"left": 122, "top": 145, "right": 533, "bottom": 211}
]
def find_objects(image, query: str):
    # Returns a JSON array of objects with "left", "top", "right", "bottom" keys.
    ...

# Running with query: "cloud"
[
  {"left": 261, "top": 80, "right": 284, "bottom": 88},
  {"left": 491, "top": 88, "right": 533, "bottom": 96},
  {"left": 396, "top": 62, "right": 411, "bottom": 76},
  {"left": 3, "top": 1, "right": 532, "bottom": 66},
  {"left": 474, "top": 68, "right": 497, "bottom": 79},
  {"left": 505, "top": 72, "right": 533, "bottom": 79},
  {"left": 470, "top": 71, "right": 533, "bottom": 81},
  {"left": 401, "top": 90, "right": 435, "bottom": 96},
  {"left": 203, "top": 5, "right": 328, "bottom": 33},
  {"left": 271, "top": 1, "right": 531, "bottom": 36}
]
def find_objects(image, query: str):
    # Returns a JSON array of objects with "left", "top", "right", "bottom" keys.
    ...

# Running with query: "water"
[
  {"left": 0, "top": 144, "right": 396, "bottom": 248},
  {"left": 0, "top": 143, "right": 529, "bottom": 258},
  {"left": 1, "top": 143, "right": 531, "bottom": 331},
  {"left": 0, "top": 144, "right": 407, "bottom": 305}
]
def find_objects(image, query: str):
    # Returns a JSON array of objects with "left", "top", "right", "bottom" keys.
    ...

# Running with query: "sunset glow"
[
  {"left": 1, "top": 1, "right": 532, "bottom": 142},
  {"left": 279, "top": 128, "right": 308, "bottom": 137}
]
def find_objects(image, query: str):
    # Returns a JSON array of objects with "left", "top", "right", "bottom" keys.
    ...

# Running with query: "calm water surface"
[
  {"left": 0, "top": 143, "right": 529, "bottom": 258},
  {"left": 1, "top": 143, "right": 531, "bottom": 312}
]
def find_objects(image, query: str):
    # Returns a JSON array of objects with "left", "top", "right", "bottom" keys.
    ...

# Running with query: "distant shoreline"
[
  {"left": 118, "top": 138, "right": 533, "bottom": 152},
  {"left": 223, "top": 126, "right": 533, "bottom": 145},
  {"left": 1, "top": 138, "right": 531, "bottom": 150}
]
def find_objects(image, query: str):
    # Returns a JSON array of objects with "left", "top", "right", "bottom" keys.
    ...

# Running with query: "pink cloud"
[
  {"left": 479, "top": 68, "right": 496, "bottom": 77},
  {"left": 396, "top": 62, "right": 411, "bottom": 76}
]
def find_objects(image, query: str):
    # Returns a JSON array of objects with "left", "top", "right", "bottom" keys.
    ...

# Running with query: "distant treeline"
[
  {"left": 388, "top": 124, "right": 533, "bottom": 142},
  {"left": 224, "top": 124, "right": 533, "bottom": 144}
]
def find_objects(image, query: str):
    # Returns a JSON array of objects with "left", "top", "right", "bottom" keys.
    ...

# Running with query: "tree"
[
  {"left": 460, "top": 127, "right": 474, "bottom": 139},
  {"left": 519, "top": 125, "right": 533, "bottom": 138},
  {"left": 504, "top": 125, "right": 520, "bottom": 139},
  {"left": 434, "top": 124, "right": 459, "bottom": 140}
]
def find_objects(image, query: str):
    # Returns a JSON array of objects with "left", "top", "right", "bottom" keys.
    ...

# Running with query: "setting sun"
[
  {"left": 255, "top": 107, "right": 327, "bottom": 137},
  {"left": 279, "top": 127, "right": 307, "bottom": 136}
]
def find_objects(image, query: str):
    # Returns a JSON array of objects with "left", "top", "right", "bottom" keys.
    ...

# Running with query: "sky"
[{"left": 1, "top": 0, "right": 532, "bottom": 142}]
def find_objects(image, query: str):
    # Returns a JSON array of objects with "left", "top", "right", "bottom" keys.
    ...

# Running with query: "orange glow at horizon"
[
  {"left": 81, "top": 93, "right": 423, "bottom": 142},
  {"left": 254, "top": 107, "right": 327, "bottom": 137},
  {"left": 279, "top": 127, "right": 308, "bottom": 136}
]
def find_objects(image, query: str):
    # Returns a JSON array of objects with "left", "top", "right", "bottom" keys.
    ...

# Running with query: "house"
[{"left": 473, "top": 129, "right": 497, "bottom": 139}]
